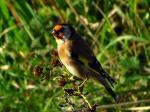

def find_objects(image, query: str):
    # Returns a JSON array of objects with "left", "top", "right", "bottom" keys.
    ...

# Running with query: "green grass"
[{"left": 0, "top": 0, "right": 150, "bottom": 111}]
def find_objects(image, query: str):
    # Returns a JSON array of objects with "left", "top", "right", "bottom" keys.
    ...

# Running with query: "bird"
[{"left": 51, "top": 24, "right": 118, "bottom": 101}]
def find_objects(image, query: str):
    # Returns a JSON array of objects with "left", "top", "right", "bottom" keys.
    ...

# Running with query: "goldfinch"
[{"left": 51, "top": 24, "right": 118, "bottom": 101}]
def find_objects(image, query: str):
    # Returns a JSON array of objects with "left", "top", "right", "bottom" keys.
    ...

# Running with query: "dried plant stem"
[
  {"left": 97, "top": 99, "right": 150, "bottom": 109},
  {"left": 80, "top": 94, "right": 92, "bottom": 109},
  {"left": 6, "top": 1, "right": 21, "bottom": 26}
]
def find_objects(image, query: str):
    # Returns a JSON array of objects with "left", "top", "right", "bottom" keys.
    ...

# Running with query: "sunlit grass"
[{"left": 0, "top": 0, "right": 150, "bottom": 111}]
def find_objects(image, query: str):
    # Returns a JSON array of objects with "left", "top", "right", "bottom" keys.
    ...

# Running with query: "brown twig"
[{"left": 6, "top": 1, "right": 21, "bottom": 26}]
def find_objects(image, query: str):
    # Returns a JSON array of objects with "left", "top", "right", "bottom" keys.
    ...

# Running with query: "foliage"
[{"left": 0, "top": 0, "right": 150, "bottom": 111}]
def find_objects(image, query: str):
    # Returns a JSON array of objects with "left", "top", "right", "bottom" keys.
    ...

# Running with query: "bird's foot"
[{"left": 77, "top": 78, "right": 87, "bottom": 92}]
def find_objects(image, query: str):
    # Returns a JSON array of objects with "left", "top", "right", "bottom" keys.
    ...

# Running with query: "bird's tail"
[
  {"left": 90, "top": 73, "right": 119, "bottom": 102},
  {"left": 99, "top": 76, "right": 118, "bottom": 101},
  {"left": 99, "top": 68, "right": 116, "bottom": 88}
]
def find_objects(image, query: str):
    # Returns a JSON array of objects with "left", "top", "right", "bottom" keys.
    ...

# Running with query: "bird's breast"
[
  {"left": 57, "top": 43, "right": 70, "bottom": 65},
  {"left": 57, "top": 43, "right": 79, "bottom": 76}
]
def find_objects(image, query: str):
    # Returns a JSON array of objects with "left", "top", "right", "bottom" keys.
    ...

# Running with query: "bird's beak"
[{"left": 51, "top": 30, "right": 55, "bottom": 35}]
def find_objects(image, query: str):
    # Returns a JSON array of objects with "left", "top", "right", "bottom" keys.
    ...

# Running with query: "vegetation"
[{"left": 0, "top": 0, "right": 150, "bottom": 111}]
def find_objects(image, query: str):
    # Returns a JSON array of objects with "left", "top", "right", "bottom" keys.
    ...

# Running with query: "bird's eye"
[
  {"left": 55, "top": 28, "right": 63, "bottom": 35},
  {"left": 55, "top": 31, "right": 60, "bottom": 35},
  {"left": 59, "top": 28, "right": 64, "bottom": 32},
  {"left": 55, "top": 31, "right": 64, "bottom": 39}
]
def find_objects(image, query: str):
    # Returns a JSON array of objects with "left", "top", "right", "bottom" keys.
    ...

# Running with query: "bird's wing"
[
  {"left": 69, "top": 35, "right": 95, "bottom": 67},
  {"left": 69, "top": 35, "right": 116, "bottom": 86}
]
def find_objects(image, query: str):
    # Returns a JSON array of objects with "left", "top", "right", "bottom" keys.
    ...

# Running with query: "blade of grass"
[
  {"left": 98, "top": 35, "right": 149, "bottom": 58},
  {"left": 0, "top": 0, "right": 9, "bottom": 20},
  {"left": 92, "top": 1, "right": 117, "bottom": 37},
  {"left": 65, "top": 0, "right": 100, "bottom": 48},
  {"left": 43, "top": 89, "right": 63, "bottom": 112},
  {"left": 12, "top": 1, "right": 35, "bottom": 41},
  {"left": 105, "top": 35, "right": 148, "bottom": 49},
  {"left": 0, "top": 25, "right": 17, "bottom": 38}
]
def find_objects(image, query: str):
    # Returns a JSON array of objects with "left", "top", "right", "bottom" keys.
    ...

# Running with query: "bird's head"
[{"left": 51, "top": 24, "right": 74, "bottom": 42}]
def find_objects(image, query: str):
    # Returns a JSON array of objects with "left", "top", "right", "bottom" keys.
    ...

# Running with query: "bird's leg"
[
  {"left": 77, "top": 77, "right": 93, "bottom": 110},
  {"left": 79, "top": 78, "right": 87, "bottom": 88},
  {"left": 77, "top": 77, "right": 88, "bottom": 92}
]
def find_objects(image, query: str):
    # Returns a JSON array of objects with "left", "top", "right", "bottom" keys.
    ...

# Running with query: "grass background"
[{"left": 0, "top": 0, "right": 150, "bottom": 111}]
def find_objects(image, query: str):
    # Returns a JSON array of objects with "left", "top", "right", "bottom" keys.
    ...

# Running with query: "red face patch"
[
  {"left": 52, "top": 25, "right": 64, "bottom": 39},
  {"left": 54, "top": 25, "right": 63, "bottom": 32}
]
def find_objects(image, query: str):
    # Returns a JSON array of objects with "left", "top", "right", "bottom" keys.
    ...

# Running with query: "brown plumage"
[{"left": 51, "top": 24, "right": 118, "bottom": 101}]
